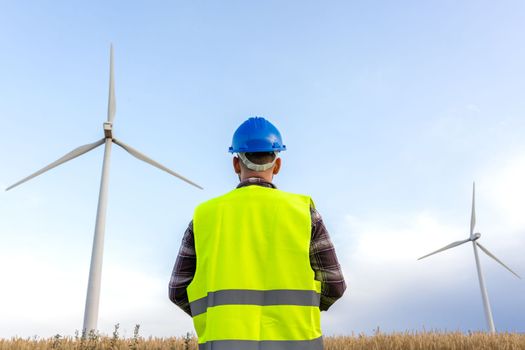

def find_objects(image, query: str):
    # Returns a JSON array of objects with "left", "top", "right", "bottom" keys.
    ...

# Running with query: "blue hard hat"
[{"left": 229, "top": 117, "right": 286, "bottom": 153}]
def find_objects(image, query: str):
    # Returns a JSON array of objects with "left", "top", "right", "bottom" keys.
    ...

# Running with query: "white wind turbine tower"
[
  {"left": 6, "top": 45, "right": 203, "bottom": 333},
  {"left": 418, "top": 182, "right": 520, "bottom": 333}
]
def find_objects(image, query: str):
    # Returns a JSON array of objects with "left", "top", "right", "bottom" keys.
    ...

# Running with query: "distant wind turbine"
[
  {"left": 418, "top": 182, "right": 520, "bottom": 333},
  {"left": 6, "top": 45, "right": 203, "bottom": 333}
]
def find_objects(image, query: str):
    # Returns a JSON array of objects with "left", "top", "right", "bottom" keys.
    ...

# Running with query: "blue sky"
[{"left": 1, "top": 0, "right": 524, "bottom": 338}]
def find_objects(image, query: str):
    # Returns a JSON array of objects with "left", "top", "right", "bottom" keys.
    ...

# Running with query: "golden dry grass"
[
  {"left": 1, "top": 332, "right": 524, "bottom": 350},
  {"left": 324, "top": 332, "right": 525, "bottom": 350}
]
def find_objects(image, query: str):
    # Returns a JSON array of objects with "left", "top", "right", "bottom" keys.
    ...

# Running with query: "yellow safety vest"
[{"left": 187, "top": 185, "right": 323, "bottom": 350}]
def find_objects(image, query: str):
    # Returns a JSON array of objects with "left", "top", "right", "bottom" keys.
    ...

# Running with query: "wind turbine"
[
  {"left": 418, "top": 182, "right": 520, "bottom": 333},
  {"left": 5, "top": 45, "right": 203, "bottom": 333}
]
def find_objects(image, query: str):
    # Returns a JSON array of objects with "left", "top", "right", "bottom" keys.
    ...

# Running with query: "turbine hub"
[
  {"left": 472, "top": 232, "right": 481, "bottom": 240},
  {"left": 103, "top": 122, "right": 113, "bottom": 139}
]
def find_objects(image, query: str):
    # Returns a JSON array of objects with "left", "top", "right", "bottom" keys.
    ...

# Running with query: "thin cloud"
[{"left": 483, "top": 153, "right": 525, "bottom": 230}]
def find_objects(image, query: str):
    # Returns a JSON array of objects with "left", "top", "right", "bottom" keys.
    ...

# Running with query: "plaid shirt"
[{"left": 169, "top": 178, "right": 346, "bottom": 316}]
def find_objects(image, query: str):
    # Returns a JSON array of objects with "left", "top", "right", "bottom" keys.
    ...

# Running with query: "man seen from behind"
[{"left": 169, "top": 117, "right": 346, "bottom": 350}]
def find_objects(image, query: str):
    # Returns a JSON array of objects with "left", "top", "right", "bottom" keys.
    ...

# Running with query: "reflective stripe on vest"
[
  {"left": 198, "top": 336, "right": 323, "bottom": 350},
  {"left": 190, "top": 289, "right": 321, "bottom": 316},
  {"left": 188, "top": 185, "right": 322, "bottom": 346}
]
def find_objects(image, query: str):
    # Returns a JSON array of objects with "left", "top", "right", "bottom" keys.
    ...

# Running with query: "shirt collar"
[{"left": 236, "top": 177, "right": 277, "bottom": 189}]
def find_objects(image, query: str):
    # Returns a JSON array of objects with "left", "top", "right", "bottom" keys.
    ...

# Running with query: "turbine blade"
[
  {"left": 6, "top": 138, "right": 105, "bottom": 191},
  {"left": 476, "top": 242, "right": 521, "bottom": 279},
  {"left": 418, "top": 238, "right": 471, "bottom": 260},
  {"left": 107, "top": 44, "right": 116, "bottom": 123},
  {"left": 112, "top": 138, "right": 203, "bottom": 190},
  {"left": 470, "top": 182, "right": 476, "bottom": 236}
]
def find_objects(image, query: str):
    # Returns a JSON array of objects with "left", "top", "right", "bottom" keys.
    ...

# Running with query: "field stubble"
[{"left": 1, "top": 326, "right": 524, "bottom": 350}]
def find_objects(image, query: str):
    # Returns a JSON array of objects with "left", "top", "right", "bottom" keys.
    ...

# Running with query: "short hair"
[{"left": 243, "top": 152, "right": 277, "bottom": 165}]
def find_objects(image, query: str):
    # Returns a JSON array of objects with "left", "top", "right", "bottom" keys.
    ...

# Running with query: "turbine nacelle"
[
  {"left": 103, "top": 122, "right": 113, "bottom": 139},
  {"left": 471, "top": 232, "right": 481, "bottom": 241}
]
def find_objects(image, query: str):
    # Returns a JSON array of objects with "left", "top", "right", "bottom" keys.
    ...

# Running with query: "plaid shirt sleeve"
[
  {"left": 168, "top": 221, "right": 195, "bottom": 316},
  {"left": 309, "top": 207, "right": 346, "bottom": 311},
  {"left": 168, "top": 205, "right": 346, "bottom": 315}
]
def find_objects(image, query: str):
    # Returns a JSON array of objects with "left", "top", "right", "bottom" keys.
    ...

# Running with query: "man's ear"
[
  {"left": 272, "top": 157, "right": 282, "bottom": 175},
  {"left": 233, "top": 156, "right": 242, "bottom": 174}
]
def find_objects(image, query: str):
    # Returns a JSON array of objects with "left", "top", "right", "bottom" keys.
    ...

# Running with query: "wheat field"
[{"left": 1, "top": 330, "right": 525, "bottom": 350}]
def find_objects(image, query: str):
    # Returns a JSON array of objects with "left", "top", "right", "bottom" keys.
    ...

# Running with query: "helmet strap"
[{"left": 238, "top": 152, "right": 277, "bottom": 172}]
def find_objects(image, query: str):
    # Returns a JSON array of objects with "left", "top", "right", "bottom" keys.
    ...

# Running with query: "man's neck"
[{"left": 240, "top": 173, "right": 273, "bottom": 182}]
